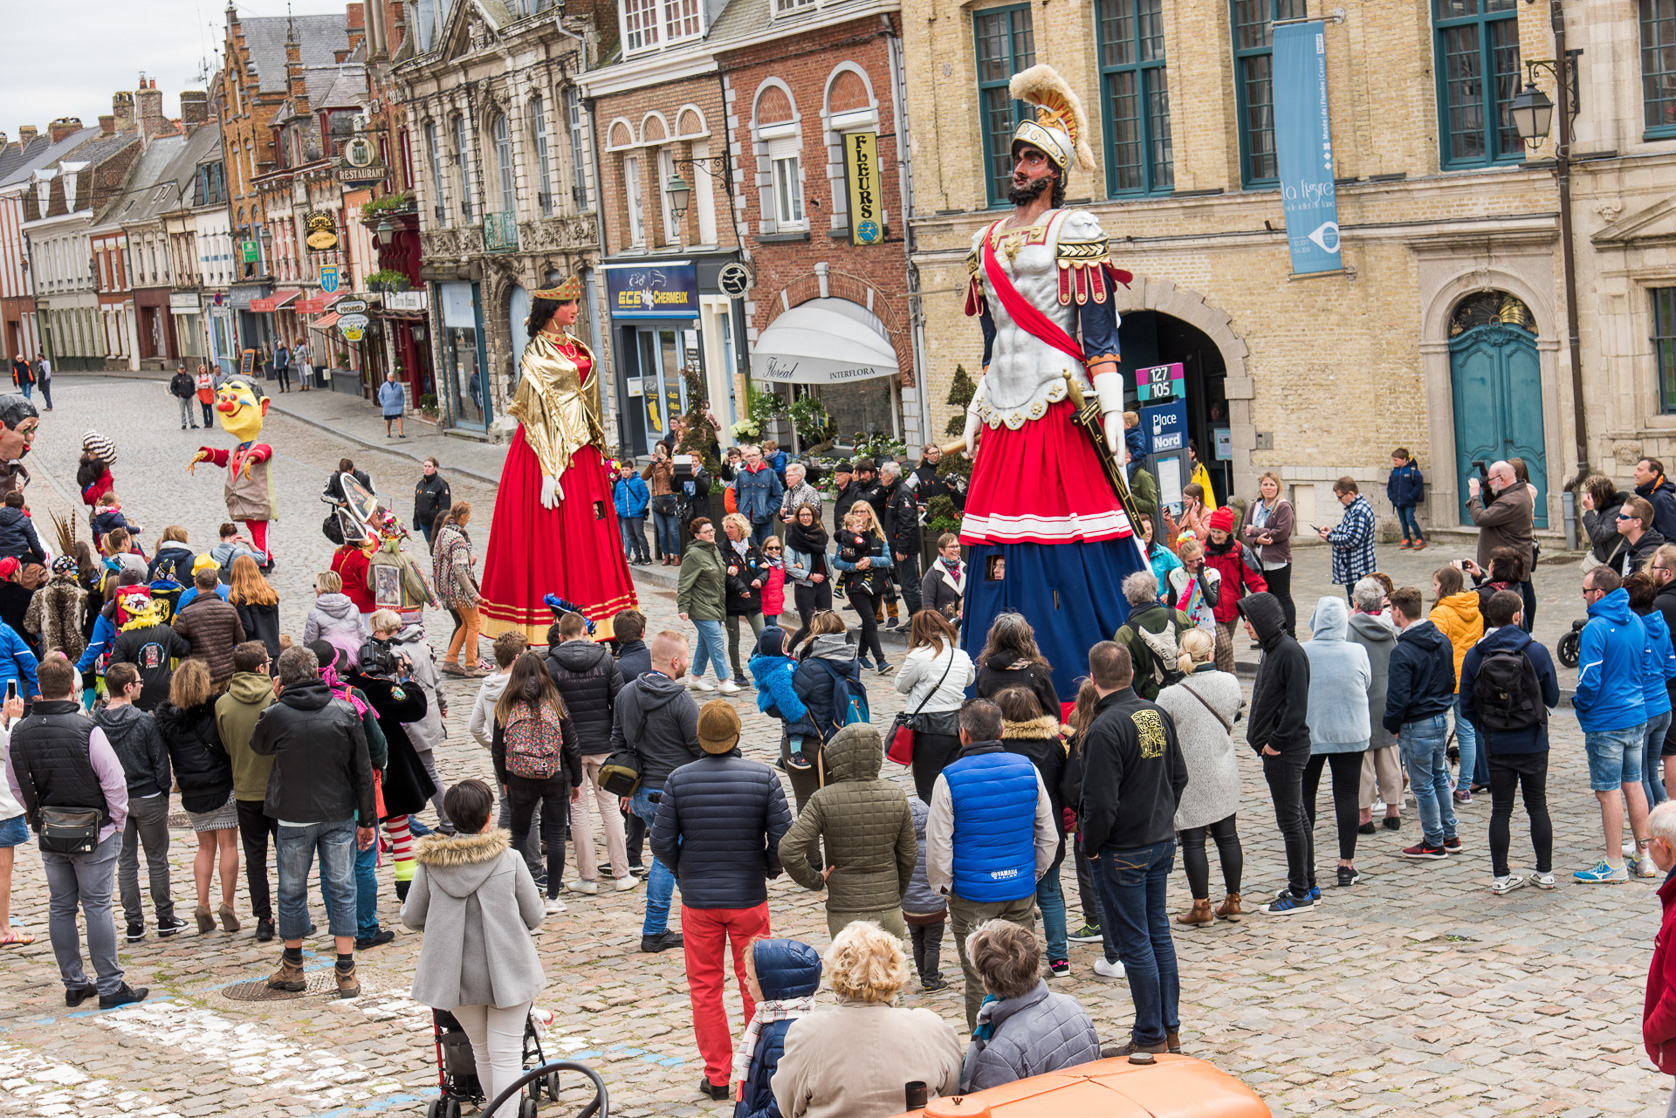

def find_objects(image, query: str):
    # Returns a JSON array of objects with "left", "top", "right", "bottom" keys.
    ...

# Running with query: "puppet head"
[{"left": 214, "top": 377, "right": 270, "bottom": 444}]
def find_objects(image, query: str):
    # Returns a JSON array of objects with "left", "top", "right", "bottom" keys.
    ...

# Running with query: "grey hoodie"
[
  {"left": 1302, "top": 595, "right": 1372, "bottom": 752},
  {"left": 1346, "top": 610, "right": 1398, "bottom": 748},
  {"left": 903, "top": 796, "right": 944, "bottom": 917},
  {"left": 403, "top": 829, "right": 545, "bottom": 1010},
  {"left": 391, "top": 624, "right": 445, "bottom": 753},
  {"left": 608, "top": 671, "right": 701, "bottom": 787},
  {"left": 94, "top": 702, "right": 171, "bottom": 798}
]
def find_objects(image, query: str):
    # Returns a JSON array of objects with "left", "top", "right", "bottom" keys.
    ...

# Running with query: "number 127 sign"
[{"left": 1135, "top": 362, "right": 1184, "bottom": 403}]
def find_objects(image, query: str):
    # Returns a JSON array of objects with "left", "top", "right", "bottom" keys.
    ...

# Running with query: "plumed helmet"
[{"left": 1009, "top": 64, "right": 1096, "bottom": 173}]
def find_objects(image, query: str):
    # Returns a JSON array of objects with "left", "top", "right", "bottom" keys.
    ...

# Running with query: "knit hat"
[
  {"left": 755, "top": 626, "right": 786, "bottom": 658},
  {"left": 1207, "top": 507, "right": 1236, "bottom": 534},
  {"left": 50, "top": 555, "right": 76, "bottom": 576},
  {"left": 81, "top": 430, "right": 116, "bottom": 466},
  {"left": 696, "top": 699, "right": 742, "bottom": 755}
]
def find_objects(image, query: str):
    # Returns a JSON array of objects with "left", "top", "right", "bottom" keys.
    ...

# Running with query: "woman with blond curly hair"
[
  {"left": 772, "top": 920, "right": 961, "bottom": 1118},
  {"left": 720, "top": 511, "right": 765, "bottom": 687}
]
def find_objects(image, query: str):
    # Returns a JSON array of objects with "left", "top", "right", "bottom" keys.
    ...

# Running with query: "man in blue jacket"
[
  {"left": 1460, "top": 590, "right": 1559, "bottom": 893},
  {"left": 1574, "top": 567, "right": 1651, "bottom": 883},
  {"left": 733, "top": 445, "right": 784, "bottom": 548},
  {"left": 1384, "top": 586, "right": 1459, "bottom": 860},
  {"left": 613, "top": 463, "right": 652, "bottom": 565},
  {"left": 649, "top": 700, "right": 791, "bottom": 1102}
]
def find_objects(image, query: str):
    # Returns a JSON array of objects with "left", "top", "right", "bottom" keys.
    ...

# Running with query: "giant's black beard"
[{"left": 1006, "top": 175, "right": 1052, "bottom": 207}]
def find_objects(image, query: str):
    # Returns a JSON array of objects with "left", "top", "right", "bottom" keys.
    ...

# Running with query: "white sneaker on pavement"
[
  {"left": 544, "top": 897, "right": 567, "bottom": 915},
  {"left": 568, "top": 879, "right": 599, "bottom": 895},
  {"left": 718, "top": 680, "right": 742, "bottom": 694},
  {"left": 1093, "top": 958, "right": 1126, "bottom": 980},
  {"left": 615, "top": 875, "right": 641, "bottom": 892},
  {"left": 689, "top": 677, "right": 717, "bottom": 692}
]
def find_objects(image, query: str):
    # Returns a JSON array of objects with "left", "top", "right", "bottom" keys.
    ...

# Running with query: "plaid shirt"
[{"left": 1326, "top": 495, "right": 1377, "bottom": 586}]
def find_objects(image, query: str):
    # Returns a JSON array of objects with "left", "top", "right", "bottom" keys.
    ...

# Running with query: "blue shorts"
[
  {"left": 1585, "top": 725, "right": 1647, "bottom": 792},
  {"left": 0, "top": 813, "right": 28, "bottom": 848}
]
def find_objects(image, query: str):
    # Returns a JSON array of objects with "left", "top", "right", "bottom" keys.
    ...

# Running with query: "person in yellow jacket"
[
  {"left": 1189, "top": 440, "right": 1218, "bottom": 512},
  {"left": 1430, "top": 564, "right": 1485, "bottom": 804}
]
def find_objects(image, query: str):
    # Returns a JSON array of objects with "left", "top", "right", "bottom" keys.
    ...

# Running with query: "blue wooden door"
[{"left": 1450, "top": 323, "right": 1547, "bottom": 528}]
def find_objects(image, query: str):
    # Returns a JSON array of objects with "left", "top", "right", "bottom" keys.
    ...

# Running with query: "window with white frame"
[
  {"left": 658, "top": 148, "right": 680, "bottom": 244},
  {"left": 427, "top": 121, "right": 448, "bottom": 224},
  {"left": 664, "top": 0, "right": 700, "bottom": 40},
  {"left": 775, "top": 0, "right": 816, "bottom": 12},
  {"left": 453, "top": 115, "right": 474, "bottom": 219},
  {"left": 764, "top": 129, "right": 805, "bottom": 229},
  {"left": 493, "top": 112, "right": 516, "bottom": 216},
  {"left": 691, "top": 139, "right": 718, "bottom": 245},
  {"left": 531, "top": 96, "right": 554, "bottom": 215},
  {"left": 567, "top": 89, "right": 590, "bottom": 209},
  {"left": 625, "top": 0, "right": 659, "bottom": 51},
  {"left": 624, "top": 154, "right": 645, "bottom": 245}
]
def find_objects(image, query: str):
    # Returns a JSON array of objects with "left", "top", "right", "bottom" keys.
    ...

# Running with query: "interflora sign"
[
  {"left": 845, "top": 132, "right": 883, "bottom": 246},
  {"left": 604, "top": 262, "right": 698, "bottom": 319}
]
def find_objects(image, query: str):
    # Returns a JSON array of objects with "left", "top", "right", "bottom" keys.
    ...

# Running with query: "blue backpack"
[{"left": 814, "top": 658, "right": 870, "bottom": 736}]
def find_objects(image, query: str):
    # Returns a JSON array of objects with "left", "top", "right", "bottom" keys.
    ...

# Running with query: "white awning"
[{"left": 749, "top": 298, "right": 898, "bottom": 384}]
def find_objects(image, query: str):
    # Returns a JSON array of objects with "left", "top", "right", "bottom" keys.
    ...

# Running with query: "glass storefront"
[
  {"left": 439, "top": 281, "right": 489, "bottom": 429},
  {"left": 626, "top": 324, "right": 700, "bottom": 449}
]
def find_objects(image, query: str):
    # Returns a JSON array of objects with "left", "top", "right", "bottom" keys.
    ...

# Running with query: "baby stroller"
[{"left": 427, "top": 1008, "right": 563, "bottom": 1118}]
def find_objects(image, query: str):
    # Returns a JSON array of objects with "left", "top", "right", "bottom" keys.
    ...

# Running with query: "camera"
[{"left": 1472, "top": 459, "right": 1492, "bottom": 482}]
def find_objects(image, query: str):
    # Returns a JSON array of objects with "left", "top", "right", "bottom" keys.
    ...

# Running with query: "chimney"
[
  {"left": 286, "top": 39, "right": 310, "bottom": 116},
  {"left": 347, "top": 3, "right": 366, "bottom": 55},
  {"left": 48, "top": 118, "right": 81, "bottom": 144},
  {"left": 112, "top": 91, "right": 135, "bottom": 133},
  {"left": 180, "top": 91, "right": 208, "bottom": 125},
  {"left": 136, "top": 82, "right": 167, "bottom": 139},
  {"left": 334, "top": 49, "right": 349, "bottom": 63},
  {"left": 98, "top": 115, "right": 115, "bottom": 136},
  {"left": 17, "top": 126, "right": 37, "bottom": 145}
]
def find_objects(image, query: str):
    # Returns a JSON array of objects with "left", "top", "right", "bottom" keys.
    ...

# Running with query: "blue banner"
[
  {"left": 604, "top": 261, "right": 699, "bottom": 320},
  {"left": 1272, "top": 21, "right": 1341, "bottom": 275}
]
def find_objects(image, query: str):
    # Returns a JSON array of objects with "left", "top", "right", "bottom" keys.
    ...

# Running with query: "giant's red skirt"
[
  {"left": 479, "top": 427, "right": 638, "bottom": 644},
  {"left": 960, "top": 398, "right": 1134, "bottom": 545}
]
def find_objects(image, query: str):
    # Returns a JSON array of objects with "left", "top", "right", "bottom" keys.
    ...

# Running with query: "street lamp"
[
  {"left": 1510, "top": 3, "right": 1589, "bottom": 477},
  {"left": 375, "top": 216, "right": 394, "bottom": 248},
  {"left": 665, "top": 172, "right": 691, "bottom": 223}
]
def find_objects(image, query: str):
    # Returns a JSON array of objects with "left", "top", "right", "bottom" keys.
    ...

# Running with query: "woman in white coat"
[
  {"left": 1155, "top": 628, "right": 1244, "bottom": 927},
  {"left": 894, "top": 610, "right": 974, "bottom": 802},
  {"left": 1301, "top": 595, "right": 1373, "bottom": 890}
]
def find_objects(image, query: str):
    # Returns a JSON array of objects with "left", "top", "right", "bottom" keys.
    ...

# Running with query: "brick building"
[
  {"left": 0, "top": 123, "right": 105, "bottom": 363},
  {"left": 394, "top": 0, "right": 612, "bottom": 438},
  {"left": 902, "top": 0, "right": 1676, "bottom": 541}
]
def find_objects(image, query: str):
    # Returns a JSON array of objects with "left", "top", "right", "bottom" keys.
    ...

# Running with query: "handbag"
[
  {"left": 599, "top": 749, "right": 641, "bottom": 796},
  {"left": 886, "top": 648, "right": 955, "bottom": 767},
  {"left": 1178, "top": 680, "right": 1233, "bottom": 734},
  {"left": 38, "top": 806, "right": 101, "bottom": 855}
]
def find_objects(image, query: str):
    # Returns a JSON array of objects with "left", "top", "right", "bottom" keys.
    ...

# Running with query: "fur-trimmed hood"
[
  {"left": 1002, "top": 714, "right": 1064, "bottom": 741},
  {"left": 413, "top": 829, "right": 513, "bottom": 899}
]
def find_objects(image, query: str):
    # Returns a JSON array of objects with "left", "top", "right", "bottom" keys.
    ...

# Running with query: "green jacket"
[
  {"left": 1127, "top": 465, "right": 1158, "bottom": 526},
  {"left": 216, "top": 671, "right": 277, "bottom": 801},
  {"left": 778, "top": 724, "right": 917, "bottom": 915},
  {"left": 1113, "top": 601, "right": 1192, "bottom": 701},
  {"left": 676, "top": 538, "right": 727, "bottom": 621}
]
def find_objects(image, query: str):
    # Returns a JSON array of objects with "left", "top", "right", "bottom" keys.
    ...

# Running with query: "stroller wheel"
[
  {"left": 1557, "top": 627, "right": 1581, "bottom": 668},
  {"left": 427, "top": 1101, "right": 442, "bottom": 1118},
  {"left": 442, "top": 1099, "right": 463, "bottom": 1118},
  {"left": 518, "top": 1098, "right": 539, "bottom": 1118},
  {"left": 545, "top": 1071, "right": 562, "bottom": 1100}
]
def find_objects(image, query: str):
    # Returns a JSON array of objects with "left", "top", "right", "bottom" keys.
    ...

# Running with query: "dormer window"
[{"left": 624, "top": 0, "right": 703, "bottom": 53}]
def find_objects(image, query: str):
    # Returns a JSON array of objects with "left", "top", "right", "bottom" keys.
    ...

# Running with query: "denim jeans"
[
  {"left": 275, "top": 819, "right": 358, "bottom": 940},
  {"left": 1092, "top": 839, "right": 1180, "bottom": 1048},
  {"left": 40, "top": 831, "right": 126, "bottom": 996},
  {"left": 653, "top": 509, "right": 682, "bottom": 558},
  {"left": 1035, "top": 858, "right": 1068, "bottom": 963},
  {"left": 1394, "top": 505, "right": 1423, "bottom": 543},
  {"left": 620, "top": 516, "right": 650, "bottom": 561},
  {"left": 749, "top": 520, "right": 775, "bottom": 549},
  {"left": 1400, "top": 714, "right": 1457, "bottom": 848},
  {"left": 355, "top": 840, "right": 379, "bottom": 938},
  {"left": 118, "top": 791, "right": 175, "bottom": 926},
  {"left": 1645, "top": 710, "right": 1672, "bottom": 808},
  {"left": 178, "top": 397, "right": 198, "bottom": 427},
  {"left": 1453, "top": 692, "right": 1479, "bottom": 793},
  {"left": 690, "top": 619, "right": 729, "bottom": 683},
  {"left": 631, "top": 786, "right": 677, "bottom": 935}
]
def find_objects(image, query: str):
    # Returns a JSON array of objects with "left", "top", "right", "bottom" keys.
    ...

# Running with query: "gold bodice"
[{"left": 512, "top": 330, "right": 606, "bottom": 477}]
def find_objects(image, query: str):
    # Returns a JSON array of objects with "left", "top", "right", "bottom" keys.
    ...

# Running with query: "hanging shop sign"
[
  {"left": 844, "top": 131, "right": 883, "bottom": 246},
  {"left": 305, "top": 212, "right": 340, "bottom": 253},
  {"left": 337, "top": 312, "right": 370, "bottom": 341}
]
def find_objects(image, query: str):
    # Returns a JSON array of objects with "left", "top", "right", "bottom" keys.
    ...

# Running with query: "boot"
[
  {"left": 1215, "top": 893, "right": 1243, "bottom": 922},
  {"left": 1174, "top": 898, "right": 1215, "bottom": 928},
  {"left": 1166, "top": 1028, "right": 1182, "bottom": 1054},
  {"left": 267, "top": 955, "right": 306, "bottom": 992},
  {"left": 395, "top": 878, "right": 410, "bottom": 903},
  {"left": 335, "top": 961, "right": 361, "bottom": 998}
]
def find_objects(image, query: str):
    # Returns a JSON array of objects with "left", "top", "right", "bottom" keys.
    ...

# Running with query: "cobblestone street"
[{"left": 0, "top": 376, "right": 1666, "bottom": 1116}]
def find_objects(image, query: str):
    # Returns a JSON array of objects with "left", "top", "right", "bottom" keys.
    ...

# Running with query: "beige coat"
[{"left": 772, "top": 1000, "right": 962, "bottom": 1118}]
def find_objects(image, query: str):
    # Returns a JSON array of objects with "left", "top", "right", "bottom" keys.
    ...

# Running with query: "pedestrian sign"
[{"left": 319, "top": 264, "right": 340, "bottom": 294}]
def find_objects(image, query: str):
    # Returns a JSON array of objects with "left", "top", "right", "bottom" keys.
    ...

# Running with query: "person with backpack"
[
  {"left": 543, "top": 611, "right": 633, "bottom": 895},
  {"left": 147, "top": 527, "right": 196, "bottom": 590},
  {"left": 1202, "top": 507, "right": 1266, "bottom": 674},
  {"left": 107, "top": 587, "right": 191, "bottom": 712},
  {"left": 1113, "top": 570, "right": 1191, "bottom": 702},
  {"left": 491, "top": 652, "right": 582, "bottom": 915},
  {"left": 792, "top": 612, "right": 870, "bottom": 747},
  {"left": 1460, "top": 590, "right": 1559, "bottom": 893},
  {"left": 749, "top": 626, "right": 819, "bottom": 779}
]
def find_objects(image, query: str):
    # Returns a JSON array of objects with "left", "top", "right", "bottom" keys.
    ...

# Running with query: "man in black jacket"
[
  {"left": 1239, "top": 591, "right": 1315, "bottom": 914},
  {"left": 95, "top": 663, "right": 184, "bottom": 943},
  {"left": 7, "top": 656, "right": 147, "bottom": 1008},
  {"left": 108, "top": 593, "right": 192, "bottom": 712},
  {"left": 249, "top": 645, "right": 375, "bottom": 998},
  {"left": 1079, "top": 642, "right": 1189, "bottom": 1056},
  {"left": 612, "top": 630, "right": 701, "bottom": 952},
  {"left": 880, "top": 462, "right": 924, "bottom": 619},
  {"left": 1383, "top": 585, "right": 1461, "bottom": 861},
  {"left": 546, "top": 610, "right": 632, "bottom": 894},
  {"left": 169, "top": 366, "right": 198, "bottom": 429},
  {"left": 650, "top": 699, "right": 791, "bottom": 1101},
  {"left": 611, "top": 608, "right": 651, "bottom": 875}
]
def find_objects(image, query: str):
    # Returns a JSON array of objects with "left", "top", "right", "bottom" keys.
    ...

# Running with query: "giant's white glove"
[
  {"left": 962, "top": 408, "right": 981, "bottom": 463},
  {"left": 1091, "top": 369, "right": 1127, "bottom": 456},
  {"left": 540, "top": 474, "right": 564, "bottom": 509}
]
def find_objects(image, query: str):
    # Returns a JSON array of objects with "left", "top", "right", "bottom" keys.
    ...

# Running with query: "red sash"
[{"left": 980, "top": 219, "right": 1087, "bottom": 365}]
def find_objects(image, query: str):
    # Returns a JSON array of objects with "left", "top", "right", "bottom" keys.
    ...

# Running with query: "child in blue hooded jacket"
[
  {"left": 733, "top": 938, "right": 821, "bottom": 1118},
  {"left": 749, "top": 626, "right": 819, "bottom": 770}
]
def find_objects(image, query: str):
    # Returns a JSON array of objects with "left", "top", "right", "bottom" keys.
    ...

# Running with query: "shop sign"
[
  {"left": 319, "top": 264, "right": 341, "bottom": 293},
  {"left": 305, "top": 212, "right": 339, "bottom": 253},
  {"left": 604, "top": 261, "right": 698, "bottom": 319},
  {"left": 1134, "top": 362, "right": 1184, "bottom": 403},
  {"left": 844, "top": 131, "right": 883, "bottom": 246},
  {"left": 335, "top": 298, "right": 370, "bottom": 315},
  {"left": 169, "top": 293, "right": 199, "bottom": 312},
  {"left": 384, "top": 290, "right": 428, "bottom": 312},
  {"left": 338, "top": 312, "right": 370, "bottom": 341},
  {"left": 242, "top": 241, "right": 259, "bottom": 263}
]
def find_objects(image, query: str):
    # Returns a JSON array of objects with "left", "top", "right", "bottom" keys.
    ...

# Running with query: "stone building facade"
[{"left": 902, "top": 0, "right": 1676, "bottom": 539}]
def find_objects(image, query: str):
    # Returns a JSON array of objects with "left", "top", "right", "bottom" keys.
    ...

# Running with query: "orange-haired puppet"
[{"left": 188, "top": 376, "right": 277, "bottom": 563}]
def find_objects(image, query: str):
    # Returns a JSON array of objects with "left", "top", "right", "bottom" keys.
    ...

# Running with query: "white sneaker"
[
  {"left": 1530, "top": 871, "right": 1556, "bottom": 890},
  {"left": 568, "top": 879, "right": 599, "bottom": 895},
  {"left": 689, "top": 677, "right": 717, "bottom": 692},
  {"left": 1092, "top": 958, "right": 1126, "bottom": 980},
  {"left": 718, "top": 680, "right": 742, "bottom": 694},
  {"left": 615, "top": 875, "right": 641, "bottom": 892},
  {"left": 544, "top": 897, "right": 567, "bottom": 915},
  {"left": 1637, "top": 857, "right": 1662, "bottom": 879},
  {"left": 1490, "top": 875, "right": 1525, "bottom": 895}
]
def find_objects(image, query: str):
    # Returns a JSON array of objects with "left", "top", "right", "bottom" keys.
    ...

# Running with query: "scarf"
[
  {"left": 321, "top": 662, "right": 369, "bottom": 718},
  {"left": 938, "top": 556, "right": 963, "bottom": 579},
  {"left": 784, "top": 519, "right": 827, "bottom": 557},
  {"left": 732, "top": 996, "right": 815, "bottom": 1100}
]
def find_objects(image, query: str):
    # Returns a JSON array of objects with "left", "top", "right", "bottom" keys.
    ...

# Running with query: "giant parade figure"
[
  {"left": 479, "top": 275, "right": 638, "bottom": 643},
  {"left": 956, "top": 64, "right": 1147, "bottom": 701},
  {"left": 188, "top": 377, "right": 276, "bottom": 565}
]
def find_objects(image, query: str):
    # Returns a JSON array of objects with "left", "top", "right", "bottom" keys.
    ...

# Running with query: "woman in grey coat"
[
  {"left": 1346, "top": 577, "right": 1403, "bottom": 833},
  {"left": 960, "top": 920, "right": 1099, "bottom": 1092},
  {"left": 1155, "top": 628, "right": 1244, "bottom": 928},
  {"left": 1301, "top": 595, "right": 1372, "bottom": 890},
  {"left": 403, "top": 780, "right": 544, "bottom": 1117}
]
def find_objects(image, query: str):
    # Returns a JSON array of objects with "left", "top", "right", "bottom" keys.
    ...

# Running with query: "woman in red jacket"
[
  {"left": 330, "top": 540, "right": 377, "bottom": 625},
  {"left": 1201, "top": 507, "right": 1266, "bottom": 673}
]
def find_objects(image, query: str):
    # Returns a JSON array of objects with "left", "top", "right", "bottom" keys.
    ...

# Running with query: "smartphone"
[{"left": 6, "top": 679, "right": 17, "bottom": 705}]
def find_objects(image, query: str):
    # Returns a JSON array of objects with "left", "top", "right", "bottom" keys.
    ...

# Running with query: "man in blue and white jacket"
[
  {"left": 1574, "top": 567, "right": 1651, "bottom": 883},
  {"left": 925, "top": 697, "right": 1056, "bottom": 1031}
]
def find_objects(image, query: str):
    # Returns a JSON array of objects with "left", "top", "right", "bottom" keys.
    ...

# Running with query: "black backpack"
[{"left": 1470, "top": 634, "right": 1544, "bottom": 733}]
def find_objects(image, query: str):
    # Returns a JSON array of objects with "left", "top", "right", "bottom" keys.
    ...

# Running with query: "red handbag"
[{"left": 885, "top": 650, "right": 954, "bottom": 767}]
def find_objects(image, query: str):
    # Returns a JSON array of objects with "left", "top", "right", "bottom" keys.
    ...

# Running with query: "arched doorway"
[
  {"left": 1116, "top": 311, "right": 1230, "bottom": 497},
  {"left": 1448, "top": 291, "right": 1546, "bottom": 527}
]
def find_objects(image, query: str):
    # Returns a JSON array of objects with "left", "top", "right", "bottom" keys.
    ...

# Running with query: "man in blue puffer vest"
[
  {"left": 926, "top": 697, "right": 1056, "bottom": 1030},
  {"left": 1574, "top": 567, "right": 1651, "bottom": 883}
]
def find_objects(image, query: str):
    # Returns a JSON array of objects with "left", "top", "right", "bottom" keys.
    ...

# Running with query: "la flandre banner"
[{"left": 1272, "top": 20, "right": 1342, "bottom": 275}]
